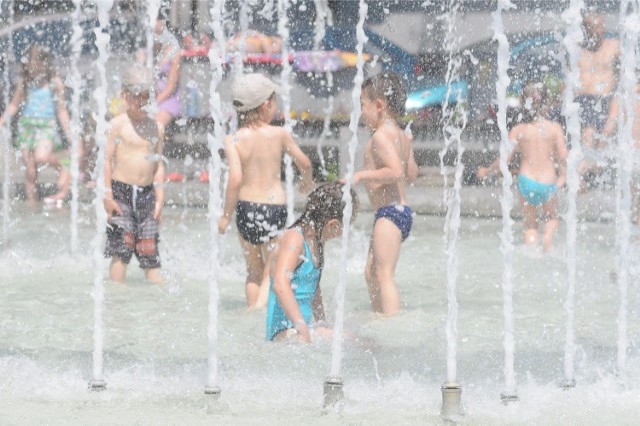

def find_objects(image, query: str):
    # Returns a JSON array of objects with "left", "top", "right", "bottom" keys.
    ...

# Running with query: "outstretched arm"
[
  {"left": 104, "top": 122, "right": 123, "bottom": 222},
  {"left": 554, "top": 124, "right": 568, "bottom": 189},
  {"left": 406, "top": 134, "right": 419, "bottom": 184},
  {"left": 152, "top": 123, "right": 166, "bottom": 220},
  {"left": 282, "top": 128, "right": 314, "bottom": 192},
  {"left": 53, "top": 77, "right": 71, "bottom": 139},
  {"left": 218, "top": 135, "right": 242, "bottom": 233},
  {"left": 155, "top": 53, "right": 181, "bottom": 104},
  {"left": 0, "top": 81, "right": 24, "bottom": 128},
  {"left": 353, "top": 131, "right": 404, "bottom": 185},
  {"left": 477, "top": 127, "right": 520, "bottom": 179}
]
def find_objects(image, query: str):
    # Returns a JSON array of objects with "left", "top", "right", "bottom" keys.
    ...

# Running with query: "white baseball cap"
[
  {"left": 232, "top": 73, "right": 277, "bottom": 112},
  {"left": 122, "top": 64, "right": 153, "bottom": 95}
]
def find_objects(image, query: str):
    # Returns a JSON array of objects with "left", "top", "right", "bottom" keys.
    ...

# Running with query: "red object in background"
[
  {"left": 167, "top": 171, "right": 186, "bottom": 182},
  {"left": 199, "top": 170, "right": 209, "bottom": 183},
  {"left": 182, "top": 33, "right": 211, "bottom": 58}
]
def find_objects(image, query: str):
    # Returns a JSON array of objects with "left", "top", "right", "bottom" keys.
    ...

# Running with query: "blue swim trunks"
[
  {"left": 374, "top": 205, "right": 413, "bottom": 241},
  {"left": 517, "top": 174, "right": 557, "bottom": 206}
]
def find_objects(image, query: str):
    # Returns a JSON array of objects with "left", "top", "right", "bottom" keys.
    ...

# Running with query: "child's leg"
[
  {"left": 254, "top": 241, "right": 274, "bottom": 308},
  {"left": 366, "top": 218, "right": 402, "bottom": 315},
  {"left": 522, "top": 199, "right": 539, "bottom": 246},
  {"left": 542, "top": 197, "right": 559, "bottom": 252},
  {"left": 110, "top": 256, "right": 128, "bottom": 283},
  {"left": 21, "top": 148, "right": 38, "bottom": 201},
  {"left": 34, "top": 143, "right": 69, "bottom": 200},
  {"left": 144, "top": 268, "right": 163, "bottom": 284},
  {"left": 239, "top": 236, "right": 267, "bottom": 308}
]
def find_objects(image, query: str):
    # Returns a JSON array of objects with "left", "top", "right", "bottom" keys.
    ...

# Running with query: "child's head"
[
  {"left": 520, "top": 81, "right": 548, "bottom": 122},
  {"left": 121, "top": 64, "right": 153, "bottom": 114},
  {"left": 21, "top": 44, "right": 54, "bottom": 84},
  {"left": 292, "top": 182, "right": 359, "bottom": 266},
  {"left": 360, "top": 72, "right": 407, "bottom": 127},
  {"left": 233, "top": 73, "right": 277, "bottom": 127}
]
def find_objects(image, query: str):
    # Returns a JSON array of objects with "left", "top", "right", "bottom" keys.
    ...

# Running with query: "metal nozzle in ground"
[
  {"left": 441, "top": 382, "right": 463, "bottom": 418},
  {"left": 323, "top": 376, "right": 344, "bottom": 408},
  {"left": 500, "top": 391, "right": 519, "bottom": 405},
  {"left": 88, "top": 379, "right": 107, "bottom": 392},
  {"left": 204, "top": 385, "right": 222, "bottom": 399},
  {"left": 560, "top": 378, "right": 576, "bottom": 390}
]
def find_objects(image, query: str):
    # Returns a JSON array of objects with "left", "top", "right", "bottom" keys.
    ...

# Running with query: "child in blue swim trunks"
[
  {"left": 349, "top": 73, "right": 419, "bottom": 315},
  {"left": 478, "top": 82, "right": 568, "bottom": 251},
  {"left": 266, "top": 182, "right": 359, "bottom": 342}
]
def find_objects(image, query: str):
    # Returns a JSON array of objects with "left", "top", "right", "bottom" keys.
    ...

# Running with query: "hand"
[
  {"left": 104, "top": 198, "right": 122, "bottom": 223},
  {"left": 218, "top": 216, "right": 230, "bottom": 234},
  {"left": 477, "top": 167, "right": 490, "bottom": 179},
  {"left": 295, "top": 322, "right": 312, "bottom": 343},
  {"left": 298, "top": 177, "right": 314, "bottom": 194},
  {"left": 153, "top": 201, "right": 163, "bottom": 223}
]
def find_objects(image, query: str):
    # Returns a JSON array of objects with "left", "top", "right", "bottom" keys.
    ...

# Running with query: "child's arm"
[
  {"left": 103, "top": 122, "right": 123, "bottom": 221},
  {"left": 271, "top": 231, "right": 311, "bottom": 342},
  {"left": 153, "top": 123, "right": 166, "bottom": 221},
  {"left": 353, "top": 131, "right": 404, "bottom": 184},
  {"left": 155, "top": 53, "right": 181, "bottom": 104},
  {"left": 0, "top": 82, "right": 24, "bottom": 128},
  {"left": 406, "top": 135, "right": 420, "bottom": 184},
  {"left": 282, "top": 129, "right": 314, "bottom": 192},
  {"left": 554, "top": 123, "right": 568, "bottom": 189},
  {"left": 218, "top": 135, "right": 242, "bottom": 233},
  {"left": 312, "top": 285, "right": 325, "bottom": 322},
  {"left": 477, "top": 127, "right": 520, "bottom": 179},
  {"left": 53, "top": 77, "right": 71, "bottom": 140},
  {"left": 603, "top": 94, "right": 620, "bottom": 137}
]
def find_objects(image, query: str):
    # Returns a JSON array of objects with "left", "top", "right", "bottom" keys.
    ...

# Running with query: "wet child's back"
[{"left": 511, "top": 119, "right": 565, "bottom": 184}]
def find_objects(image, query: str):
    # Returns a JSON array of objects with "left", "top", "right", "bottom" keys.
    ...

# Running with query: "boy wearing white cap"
[
  {"left": 104, "top": 64, "right": 166, "bottom": 284},
  {"left": 219, "top": 72, "right": 314, "bottom": 308}
]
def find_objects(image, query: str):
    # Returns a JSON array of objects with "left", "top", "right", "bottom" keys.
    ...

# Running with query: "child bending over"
[{"left": 266, "top": 182, "right": 359, "bottom": 342}]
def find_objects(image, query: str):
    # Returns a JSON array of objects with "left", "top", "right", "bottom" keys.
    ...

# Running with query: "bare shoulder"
[
  {"left": 109, "top": 113, "right": 128, "bottom": 131},
  {"left": 52, "top": 76, "right": 66, "bottom": 92}
]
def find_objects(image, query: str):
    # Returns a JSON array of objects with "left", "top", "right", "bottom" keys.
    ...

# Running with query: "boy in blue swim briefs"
[
  {"left": 349, "top": 73, "right": 419, "bottom": 315},
  {"left": 478, "top": 82, "right": 568, "bottom": 252}
]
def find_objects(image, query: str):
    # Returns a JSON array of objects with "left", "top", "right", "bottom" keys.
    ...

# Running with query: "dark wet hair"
[
  {"left": 20, "top": 44, "right": 54, "bottom": 94},
  {"left": 291, "top": 182, "right": 359, "bottom": 267},
  {"left": 520, "top": 81, "right": 549, "bottom": 122},
  {"left": 362, "top": 72, "right": 407, "bottom": 117}
]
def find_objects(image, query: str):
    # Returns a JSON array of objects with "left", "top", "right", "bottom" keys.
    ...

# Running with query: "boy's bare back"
[
  {"left": 107, "top": 113, "right": 164, "bottom": 187},
  {"left": 510, "top": 119, "right": 566, "bottom": 184},
  {"left": 361, "top": 122, "right": 417, "bottom": 210},
  {"left": 225, "top": 124, "right": 306, "bottom": 204}
]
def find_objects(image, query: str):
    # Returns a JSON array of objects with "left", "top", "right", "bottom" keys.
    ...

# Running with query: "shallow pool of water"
[{"left": 1, "top": 202, "right": 639, "bottom": 424}]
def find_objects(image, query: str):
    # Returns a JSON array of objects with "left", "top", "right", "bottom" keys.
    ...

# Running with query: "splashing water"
[
  {"left": 1, "top": 0, "right": 13, "bottom": 245},
  {"left": 68, "top": 0, "right": 84, "bottom": 256},
  {"left": 205, "top": 0, "right": 227, "bottom": 390},
  {"left": 330, "top": 0, "right": 367, "bottom": 378},
  {"left": 439, "top": 0, "right": 468, "bottom": 385},
  {"left": 614, "top": 0, "right": 639, "bottom": 373},
  {"left": 560, "top": 0, "right": 584, "bottom": 385},
  {"left": 493, "top": 0, "right": 516, "bottom": 396},
  {"left": 277, "top": 0, "right": 295, "bottom": 226},
  {"left": 314, "top": 0, "right": 335, "bottom": 178},
  {"left": 90, "top": 0, "right": 114, "bottom": 384}
]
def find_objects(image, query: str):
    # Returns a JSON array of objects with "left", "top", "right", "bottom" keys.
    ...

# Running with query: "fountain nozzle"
[
  {"left": 500, "top": 391, "right": 519, "bottom": 405},
  {"left": 323, "top": 376, "right": 344, "bottom": 408},
  {"left": 441, "top": 382, "right": 463, "bottom": 419},
  {"left": 88, "top": 379, "right": 107, "bottom": 392},
  {"left": 204, "top": 385, "right": 222, "bottom": 399},
  {"left": 560, "top": 378, "right": 576, "bottom": 390}
]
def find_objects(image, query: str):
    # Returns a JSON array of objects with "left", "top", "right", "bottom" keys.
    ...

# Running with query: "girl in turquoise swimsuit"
[
  {"left": 266, "top": 182, "right": 359, "bottom": 342},
  {"left": 0, "top": 45, "right": 71, "bottom": 203}
]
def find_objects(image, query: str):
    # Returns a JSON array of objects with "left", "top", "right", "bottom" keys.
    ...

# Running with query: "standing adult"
[{"left": 575, "top": 12, "right": 620, "bottom": 186}]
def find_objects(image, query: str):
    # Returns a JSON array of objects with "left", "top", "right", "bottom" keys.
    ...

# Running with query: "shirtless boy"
[
  {"left": 352, "top": 73, "right": 419, "bottom": 315},
  {"left": 218, "top": 73, "right": 313, "bottom": 308},
  {"left": 478, "top": 83, "right": 568, "bottom": 251},
  {"left": 104, "top": 65, "right": 165, "bottom": 283}
]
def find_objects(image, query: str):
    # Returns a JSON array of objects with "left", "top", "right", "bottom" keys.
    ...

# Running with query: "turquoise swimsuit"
[
  {"left": 266, "top": 228, "right": 321, "bottom": 341},
  {"left": 517, "top": 174, "right": 557, "bottom": 206}
]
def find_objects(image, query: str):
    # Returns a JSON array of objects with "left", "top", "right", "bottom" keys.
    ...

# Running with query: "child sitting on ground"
[
  {"left": 349, "top": 72, "right": 419, "bottom": 315},
  {"left": 478, "top": 82, "right": 568, "bottom": 252},
  {"left": 218, "top": 72, "right": 313, "bottom": 309},
  {"left": 103, "top": 64, "right": 165, "bottom": 284},
  {"left": 266, "top": 182, "right": 359, "bottom": 342},
  {"left": 0, "top": 45, "right": 71, "bottom": 203}
]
